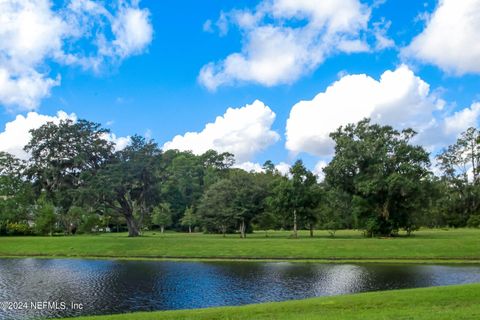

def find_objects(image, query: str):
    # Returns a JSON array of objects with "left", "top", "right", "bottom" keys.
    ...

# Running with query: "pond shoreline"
[
  {"left": 60, "top": 283, "right": 480, "bottom": 320},
  {"left": 1, "top": 254, "right": 480, "bottom": 264}
]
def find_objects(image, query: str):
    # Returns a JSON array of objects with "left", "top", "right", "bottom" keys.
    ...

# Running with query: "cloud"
[
  {"left": 443, "top": 103, "right": 480, "bottom": 135},
  {"left": 0, "top": 69, "right": 60, "bottom": 112},
  {"left": 0, "top": 0, "right": 65, "bottom": 111},
  {"left": 0, "top": 0, "right": 153, "bottom": 111},
  {"left": 199, "top": 0, "right": 377, "bottom": 90},
  {"left": 102, "top": 133, "right": 131, "bottom": 152},
  {"left": 203, "top": 19, "right": 214, "bottom": 33},
  {"left": 144, "top": 129, "right": 153, "bottom": 139},
  {"left": 233, "top": 161, "right": 291, "bottom": 176},
  {"left": 163, "top": 100, "right": 280, "bottom": 162},
  {"left": 110, "top": 4, "right": 153, "bottom": 58},
  {"left": 233, "top": 161, "right": 264, "bottom": 173},
  {"left": 285, "top": 65, "right": 477, "bottom": 157},
  {"left": 274, "top": 162, "right": 291, "bottom": 176},
  {"left": 373, "top": 19, "right": 395, "bottom": 50},
  {"left": 0, "top": 111, "right": 130, "bottom": 159},
  {"left": 313, "top": 160, "right": 328, "bottom": 181},
  {"left": 0, "top": 111, "right": 77, "bottom": 159},
  {"left": 403, "top": 0, "right": 480, "bottom": 75},
  {"left": 58, "top": 0, "right": 153, "bottom": 68}
]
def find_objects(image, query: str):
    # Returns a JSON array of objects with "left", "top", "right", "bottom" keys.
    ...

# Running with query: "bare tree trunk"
[
  {"left": 189, "top": 225, "right": 192, "bottom": 233},
  {"left": 471, "top": 139, "right": 477, "bottom": 183},
  {"left": 119, "top": 194, "right": 140, "bottom": 237},
  {"left": 137, "top": 205, "right": 147, "bottom": 236},
  {"left": 125, "top": 214, "right": 140, "bottom": 237},
  {"left": 293, "top": 209, "right": 298, "bottom": 238},
  {"left": 239, "top": 220, "right": 246, "bottom": 238},
  {"left": 161, "top": 225, "right": 164, "bottom": 234},
  {"left": 221, "top": 225, "right": 226, "bottom": 237},
  {"left": 406, "top": 227, "right": 412, "bottom": 236},
  {"left": 471, "top": 140, "right": 478, "bottom": 212},
  {"left": 309, "top": 223, "right": 314, "bottom": 237},
  {"left": 382, "top": 201, "right": 390, "bottom": 220}
]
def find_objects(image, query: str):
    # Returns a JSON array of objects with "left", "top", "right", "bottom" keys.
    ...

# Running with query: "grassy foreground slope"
[
  {"left": 69, "top": 284, "right": 480, "bottom": 320},
  {"left": 1, "top": 229, "right": 479, "bottom": 262}
]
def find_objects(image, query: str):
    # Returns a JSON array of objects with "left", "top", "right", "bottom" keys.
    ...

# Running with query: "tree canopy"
[
  {"left": 324, "top": 119, "right": 431, "bottom": 236},
  {"left": 0, "top": 117, "right": 478, "bottom": 238}
]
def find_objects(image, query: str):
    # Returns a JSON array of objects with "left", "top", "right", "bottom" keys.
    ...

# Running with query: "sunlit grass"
[{"left": 0, "top": 228, "right": 478, "bottom": 262}]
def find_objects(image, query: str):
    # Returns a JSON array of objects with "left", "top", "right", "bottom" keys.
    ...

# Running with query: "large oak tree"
[
  {"left": 86, "top": 135, "right": 161, "bottom": 237},
  {"left": 324, "top": 119, "right": 430, "bottom": 236},
  {"left": 24, "top": 119, "right": 113, "bottom": 233}
]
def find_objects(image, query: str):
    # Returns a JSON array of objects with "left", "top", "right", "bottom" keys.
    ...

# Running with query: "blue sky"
[{"left": 0, "top": 0, "right": 479, "bottom": 174}]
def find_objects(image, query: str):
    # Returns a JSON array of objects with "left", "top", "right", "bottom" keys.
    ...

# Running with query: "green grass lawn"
[
  {"left": 67, "top": 283, "right": 480, "bottom": 320},
  {"left": 0, "top": 228, "right": 479, "bottom": 262}
]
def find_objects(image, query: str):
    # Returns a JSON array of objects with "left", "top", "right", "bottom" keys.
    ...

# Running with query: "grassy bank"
[
  {"left": 0, "top": 229, "right": 479, "bottom": 262},
  {"left": 67, "top": 283, "right": 480, "bottom": 320}
]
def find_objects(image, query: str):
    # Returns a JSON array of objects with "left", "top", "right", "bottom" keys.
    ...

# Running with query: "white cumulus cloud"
[
  {"left": 274, "top": 162, "right": 291, "bottom": 176},
  {"left": 163, "top": 100, "right": 280, "bottom": 163},
  {"left": 109, "top": 4, "right": 153, "bottom": 59},
  {"left": 0, "top": 111, "right": 77, "bottom": 159},
  {"left": 199, "top": 0, "right": 378, "bottom": 90},
  {"left": 233, "top": 161, "right": 291, "bottom": 176},
  {"left": 313, "top": 160, "right": 328, "bottom": 181},
  {"left": 233, "top": 161, "right": 264, "bottom": 173},
  {"left": 403, "top": 0, "right": 480, "bottom": 75},
  {"left": 101, "top": 133, "right": 131, "bottom": 152},
  {"left": 443, "top": 103, "right": 480, "bottom": 135},
  {"left": 285, "top": 65, "right": 477, "bottom": 157},
  {"left": 0, "top": 69, "right": 60, "bottom": 112},
  {"left": 0, "top": 111, "right": 131, "bottom": 159},
  {"left": 0, "top": 0, "right": 153, "bottom": 111}
]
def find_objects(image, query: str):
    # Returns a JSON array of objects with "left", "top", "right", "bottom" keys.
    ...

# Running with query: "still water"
[{"left": 0, "top": 258, "right": 479, "bottom": 319}]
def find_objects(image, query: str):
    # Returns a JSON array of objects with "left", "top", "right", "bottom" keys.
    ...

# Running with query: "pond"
[{"left": 0, "top": 258, "right": 479, "bottom": 319}]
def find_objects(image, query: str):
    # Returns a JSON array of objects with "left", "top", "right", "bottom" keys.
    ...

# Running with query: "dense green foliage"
[
  {"left": 66, "top": 284, "right": 480, "bottom": 320},
  {"left": 180, "top": 206, "right": 198, "bottom": 233},
  {"left": 324, "top": 120, "right": 431, "bottom": 236},
  {"left": 0, "top": 151, "right": 33, "bottom": 235},
  {"left": 34, "top": 199, "right": 57, "bottom": 235},
  {"left": 268, "top": 160, "right": 320, "bottom": 237},
  {"left": 0, "top": 118, "right": 479, "bottom": 237},
  {"left": 435, "top": 127, "right": 480, "bottom": 227},
  {"left": 199, "top": 170, "right": 267, "bottom": 237},
  {"left": 25, "top": 119, "right": 113, "bottom": 234},
  {"left": 152, "top": 203, "right": 173, "bottom": 233}
]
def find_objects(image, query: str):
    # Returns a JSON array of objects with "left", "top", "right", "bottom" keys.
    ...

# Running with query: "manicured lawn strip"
[
  {"left": 66, "top": 283, "right": 480, "bottom": 320},
  {"left": 0, "top": 229, "right": 479, "bottom": 262}
]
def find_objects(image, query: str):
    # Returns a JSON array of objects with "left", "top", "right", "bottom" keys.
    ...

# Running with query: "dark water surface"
[{"left": 0, "top": 258, "right": 479, "bottom": 319}]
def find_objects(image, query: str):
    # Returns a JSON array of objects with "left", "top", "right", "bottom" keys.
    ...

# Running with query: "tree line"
[{"left": 0, "top": 118, "right": 479, "bottom": 237}]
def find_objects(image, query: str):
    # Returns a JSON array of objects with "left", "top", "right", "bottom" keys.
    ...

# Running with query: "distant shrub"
[
  {"left": 364, "top": 217, "right": 398, "bottom": 237},
  {"left": 35, "top": 202, "right": 57, "bottom": 235},
  {"left": 6, "top": 222, "right": 32, "bottom": 236},
  {"left": 77, "top": 214, "right": 100, "bottom": 234},
  {"left": 467, "top": 215, "right": 480, "bottom": 228}
]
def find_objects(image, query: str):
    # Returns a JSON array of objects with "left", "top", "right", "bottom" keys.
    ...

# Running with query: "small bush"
[
  {"left": 77, "top": 214, "right": 100, "bottom": 234},
  {"left": 467, "top": 215, "right": 480, "bottom": 228},
  {"left": 364, "top": 217, "right": 397, "bottom": 237},
  {"left": 6, "top": 222, "right": 32, "bottom": 236},
  {"left": 35, "top": 202, "right": 57, "bottom": 235}
]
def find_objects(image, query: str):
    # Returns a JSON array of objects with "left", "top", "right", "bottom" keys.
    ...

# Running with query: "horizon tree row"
[{"left": 0, "top": 118, "right": 479, "bottom": 237}]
